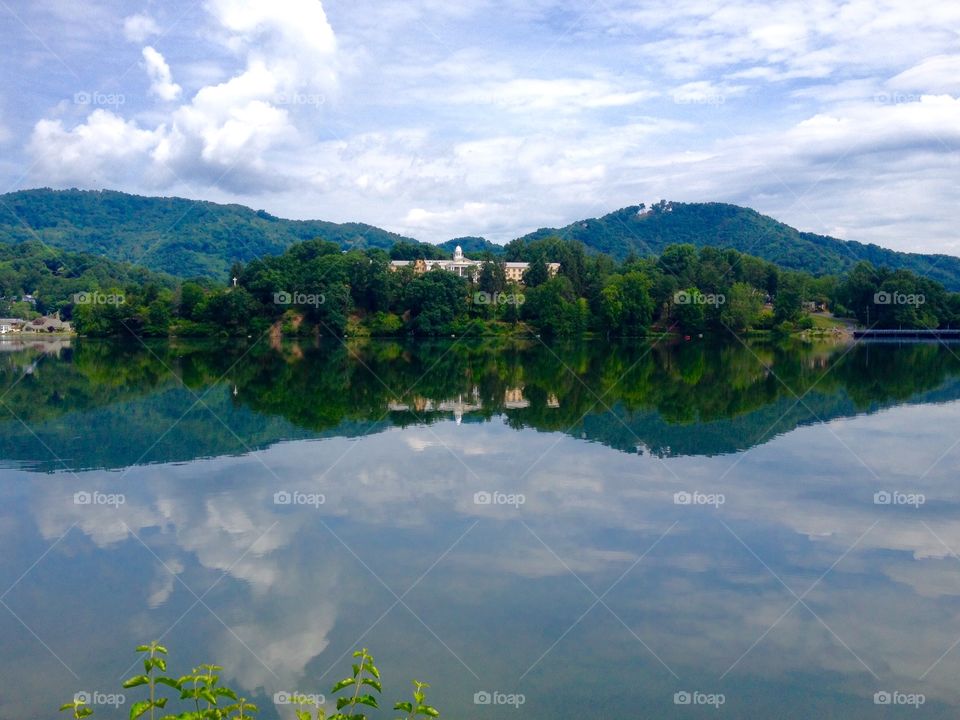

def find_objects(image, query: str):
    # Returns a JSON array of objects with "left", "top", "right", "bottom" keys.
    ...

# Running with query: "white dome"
[{"left": 454, "top": 245, "right": 463, "bottom": 259}]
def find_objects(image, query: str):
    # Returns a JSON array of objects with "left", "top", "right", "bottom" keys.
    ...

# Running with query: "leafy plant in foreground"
[
  {"left": 121, "top": 641, "right": 178, "bottom": 720},
  {"left": 329, "top": 648, "right": 382, "bottom": 720},
  {"left": 58, "top": 698, "right": 92, "bottom": 720},
  {"left": 393, "top": 681, "right": 439, "bottom": 719},
  {"left": 59, "top": 644, "right": 438, "bottom": 720}
]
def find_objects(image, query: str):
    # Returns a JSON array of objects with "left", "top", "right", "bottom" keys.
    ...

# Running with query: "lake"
[{"left": 2, "top": 336, "right": 960, "bottom": 718}]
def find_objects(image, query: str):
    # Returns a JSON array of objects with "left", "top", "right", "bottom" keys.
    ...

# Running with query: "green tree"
[
  {"left": 523, "top": 258, "right": 550, "bottom": 288},
  {"left": 721, "top": 282, "right": 764, "bottom": 331},
  {"left": 774, "top": 272, "right": 805, "bottom": 323},
  {"left": 477, "top": 261, "right": 507, "bottom": 295}
]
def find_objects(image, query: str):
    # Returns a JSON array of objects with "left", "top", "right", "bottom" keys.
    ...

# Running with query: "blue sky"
[{"left": 1, "top": 0, "right": 959, "bottom": 252}]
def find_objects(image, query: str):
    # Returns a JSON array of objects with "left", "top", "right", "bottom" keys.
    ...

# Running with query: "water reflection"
[
  {"left": 2, "top": 338, "right": 960, "bottom": 718},
  {"left": 2, "top": 337, "right": 960, "bottom": 470}
]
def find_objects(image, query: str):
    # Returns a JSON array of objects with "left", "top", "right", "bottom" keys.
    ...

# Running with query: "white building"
[{"left": 390, "top": 246, "right": 559, "bottom": 283}]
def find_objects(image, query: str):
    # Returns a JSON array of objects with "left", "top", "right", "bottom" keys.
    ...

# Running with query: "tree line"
[{"left": 51, "top": 235, "right": 960, "bottom": 337}]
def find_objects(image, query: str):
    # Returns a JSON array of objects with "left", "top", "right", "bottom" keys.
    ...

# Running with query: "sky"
[{"left": 1, "top": 0, "right": 959, "bottom": 253}]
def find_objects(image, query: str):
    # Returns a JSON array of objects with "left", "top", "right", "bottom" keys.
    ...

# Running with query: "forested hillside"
[
  {"left": 517, "top": 201, "right": 960, "bottom": 290},
  {"left": 0, "top": 188, "right": 421, "bottom": 278},
  {"left": 0, "top": 240, "right": 175, "bottom": 318}
]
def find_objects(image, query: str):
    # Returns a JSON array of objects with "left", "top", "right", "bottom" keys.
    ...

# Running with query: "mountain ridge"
[
  {"left": 2, "top": 188, "right": 959, "bottom": 289},
  {"left": 515, "top": 201, "right": 960, "bottom": 289}
]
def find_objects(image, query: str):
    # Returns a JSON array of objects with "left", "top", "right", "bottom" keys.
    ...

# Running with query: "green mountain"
[
  {"left": 517, "top": 201, "right": 960, "bottom": 290},
  {"left": 3, "top": 189, "right": 960, "bottom": 289},
  {"left": 437, "top": 236, "right": 504, "bottom": 256},
  {"left": 0, "top": 188, "right": 419, "bottom": 279}
]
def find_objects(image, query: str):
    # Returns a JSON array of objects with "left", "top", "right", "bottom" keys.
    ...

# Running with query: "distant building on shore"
[
  {"left": 390, "top": 246, "right": 559, "bottom": 283},
  {"left": 23, "top": 316, "right": 72, "bottom": 334},
  {"left": 0, "top": 318, "right": 25, "bottom": 334},
  {"left": 0, "top": 316, "right": 73, "bottom": 334}
]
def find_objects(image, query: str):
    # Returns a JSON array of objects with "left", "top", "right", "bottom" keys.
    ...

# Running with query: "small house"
[{"left": 0, "top": 318, "right": 24, "bottom": 334}]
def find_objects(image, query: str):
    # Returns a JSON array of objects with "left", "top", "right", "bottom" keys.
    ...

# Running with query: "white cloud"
[
  {"left": 27, "top": 110, "right": 164, "bottom": 186},
  {"left": 889, "top": 55, "right": 960, "bottom": 95},
  {"left": 451, "top": 77, "right": 657, "bottom": 113},
  {"left": 205, "top": 0, "right": 337, "bottom": 92},
  {"left": 123, "top": 13, "right": 161, "bottom": 43},
  {"left": 10, "top": 0, "right": 960, "bottom": 252},
  {"left": 404, "top": 201, "right": 505, "bottom": 231},
  {"left": 26, "top": 0, "right": 339, "bottom": 194},
  {"left": 142, "top": 46, "right": 182, "bottom": 101}
]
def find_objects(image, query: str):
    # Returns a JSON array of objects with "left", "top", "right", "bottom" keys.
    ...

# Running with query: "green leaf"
[
  {"left": 130, "top": 700, "right": 153, "bottom": 720},
  {"left": 362, "top": 662, "right": 380, "bottom": 680},
  {"left": 359, "top": 678, "right": 381, "bottom": 693},
  {"left": 336, "top": 698, "right": 351, "bottom": 711},
  {"left": 355, "top": 695, "right": 379, "bottom": 709},
  {"left": 215, "top": 688, "right": 238, "bottom": 701},
  {"left": 77, "top": 708, "right": 93, "bottom": 719},
  {"left": 295, "top": 711, "right": 310, "bottom": 720},
  {"left": 330, "top": 678, "right": 355, "bottom": 694},
  {"left": 59, "top": 703, "right": 76, "bottom": 711},
  {"left": 351, "top": 664, "right": 360, "bottom": 678},
  {"left": 393, "top": 701, "right": 413, "bottom": 712},
  {"left": 156, "top": 677, "right": 181, "bottom": 690},
  {"left": 123, "top": 675, "right": 150, "bottom": 689},
  {"left": 135, "top": 645, "right": 151, "bottom": 652},
  {"left": 416, "top": 705, "right": 440, "bottom": 717},
  {"left": 155, "top": 645, "right": 168, "bottom": 655},
  {"left": 155, "top": 698, "right": 168, "bottom": 709}
]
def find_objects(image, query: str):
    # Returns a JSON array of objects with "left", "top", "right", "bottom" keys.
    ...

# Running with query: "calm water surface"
[{"left": 2, "top": 336, "right": 960, "bottom": 718}]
